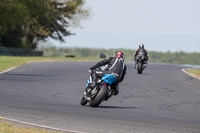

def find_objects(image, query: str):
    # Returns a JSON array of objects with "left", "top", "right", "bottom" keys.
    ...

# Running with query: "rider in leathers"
[
  {"left": 134, "top": 44, "right": 148, "bottom": 68},
  {"left": 89, "top": 51, "right": 127, "bottom": 95}
]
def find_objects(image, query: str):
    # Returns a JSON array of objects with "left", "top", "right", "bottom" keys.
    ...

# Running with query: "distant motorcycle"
[
  {"left": 80, "top": 70, "right": 118, "bottom": 107},
  {"left": 135, "top": 53, "right": 147, "bottom": 74}
]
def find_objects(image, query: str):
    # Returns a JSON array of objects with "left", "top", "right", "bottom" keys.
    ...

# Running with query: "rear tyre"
[
  {"left": 137, "top": 62, "right": 143, "bottom": 74},
  {"left": 90, "top": 85, "right": 108, "bottom": 107}
]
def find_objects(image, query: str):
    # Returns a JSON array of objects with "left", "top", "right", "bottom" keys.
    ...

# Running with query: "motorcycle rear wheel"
[
  {"left": 90, "top": 85, "right": 108, "bottom": 107},
  {"left": 137, "top": 62, "right": 143, "bottom": 74}
]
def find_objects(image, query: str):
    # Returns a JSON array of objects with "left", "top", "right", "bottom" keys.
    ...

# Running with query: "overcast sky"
[{"left": 48, "top": 0, "right": 200, "bottom": 52}]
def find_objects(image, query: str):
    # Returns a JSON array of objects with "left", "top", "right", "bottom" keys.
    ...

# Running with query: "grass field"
[{"left": 0, "top": 56, "right": 100, "bottom": 72}]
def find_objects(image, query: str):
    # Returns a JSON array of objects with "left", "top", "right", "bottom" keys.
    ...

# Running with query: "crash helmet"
[
  {"left": 139, "top": 44, "right": 144, "bottom": 49},
  {"left": 114, "top": 51, "right": 124, "bottom": 58}
]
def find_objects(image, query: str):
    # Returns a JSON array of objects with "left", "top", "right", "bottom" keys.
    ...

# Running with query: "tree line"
[
  {"left": 37, "top": 47, "right": 200, "bottom": 65},
  {"left": 0, "top": 0, "right": 89, "bottom": 49}
]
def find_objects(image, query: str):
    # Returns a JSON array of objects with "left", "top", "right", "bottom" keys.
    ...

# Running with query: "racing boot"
[
  {"left": 112, "top": 88, "right": 119, "bottom": 95},
  {"left": 111, "top": 83, "right": 119, "bottom": 96},
  {"left": 134, "top": 61, "right": 137, "bottom": 68},
  {"left": 90, "top": 70, "right": 97, "bottom": 87},
  {"left": 143, "top": 61, "right": 148, "bottom": 67}
]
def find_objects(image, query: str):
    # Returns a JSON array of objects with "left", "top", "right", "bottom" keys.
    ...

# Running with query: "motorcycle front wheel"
[{"left": 80, "top": 94, "right": 88, "bottom": 105}]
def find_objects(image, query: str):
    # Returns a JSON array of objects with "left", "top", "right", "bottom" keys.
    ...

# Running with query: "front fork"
[{"left": 85, "top": 85, "right": 98, "bottom": 101}]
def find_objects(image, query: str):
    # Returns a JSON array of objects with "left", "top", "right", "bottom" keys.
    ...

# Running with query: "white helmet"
[{"left": 139, "top": 44, "right": 144, "bottom": 49}]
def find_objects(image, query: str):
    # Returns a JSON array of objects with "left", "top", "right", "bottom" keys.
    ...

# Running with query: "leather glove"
[{"left": 90, "top": 66, "right": 95, "bottom": 70}]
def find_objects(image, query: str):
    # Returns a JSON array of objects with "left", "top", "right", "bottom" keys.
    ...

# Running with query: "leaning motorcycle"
[
  {"left": 80, "top": 70, "right": 117, "bottom": 107},
  {"left": 135, "top": 54, "right": 147, "bottom": 74}
]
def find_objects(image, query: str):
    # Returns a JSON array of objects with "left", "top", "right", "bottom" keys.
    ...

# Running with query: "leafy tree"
[
  {"left": 0, "top": 0, "right": 89, "bottom": 49},
  {"left": 0, "top": 0, "right": 26, "bottom": 47}
]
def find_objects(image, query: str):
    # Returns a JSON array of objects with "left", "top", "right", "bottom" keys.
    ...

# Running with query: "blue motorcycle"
[{"left": 80, "top": 71, "right": 117, "bottom": 107}]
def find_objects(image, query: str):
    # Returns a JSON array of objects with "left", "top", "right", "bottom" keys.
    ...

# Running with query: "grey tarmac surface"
[{"left": 0, "top": 61, "right": 200, "bottom": 133}]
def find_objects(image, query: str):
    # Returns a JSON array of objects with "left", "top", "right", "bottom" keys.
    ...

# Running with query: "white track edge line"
[
  {"left": 0, "top": 116, "right": 85, "bottom": 133},
  {"left": 181, "top": 68, "right": 200, "bottom": 81},
  {"left": 0, "top": 61, "right": 60, "bottom": 75},
  {"left": 0, "top": 67, "right": 18, "bottom": 74}
]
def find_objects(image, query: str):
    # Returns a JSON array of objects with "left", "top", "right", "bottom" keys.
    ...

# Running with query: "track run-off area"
[{"left": 0, "top": 61, "right": 200, "bottom": 133}]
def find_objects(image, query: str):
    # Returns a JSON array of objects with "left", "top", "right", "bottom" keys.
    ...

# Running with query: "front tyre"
[
  {"left": 90, "top": 85, "right": 108, "bottom": 107},
  {"left": 80, "top": 94, "right": 88, "bottom": 105}
]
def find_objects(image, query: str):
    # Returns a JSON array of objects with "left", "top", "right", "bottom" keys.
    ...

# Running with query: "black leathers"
[
  {"left": 134, "top": 48, "right": 148, "bottom": 61},
  {"left": 90, "top": 57, "right": 127, "bottom": 82}
]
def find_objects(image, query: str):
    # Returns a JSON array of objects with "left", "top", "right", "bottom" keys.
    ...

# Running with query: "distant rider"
[
  {"left": 134, "top": 44, "right": 148, "bottom": 68},
  {"left": 89, "top": 51, "right": 127, "bottom": 95}
]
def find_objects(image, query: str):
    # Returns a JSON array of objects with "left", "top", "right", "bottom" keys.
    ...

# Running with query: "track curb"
[{"left": 181, "top": 68, "right": 200, "bottom": 81}]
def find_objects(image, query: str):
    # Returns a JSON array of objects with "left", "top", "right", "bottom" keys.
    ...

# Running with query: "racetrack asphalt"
[{"left": 0, "top": 61, "right": 200, "bottom": 133}]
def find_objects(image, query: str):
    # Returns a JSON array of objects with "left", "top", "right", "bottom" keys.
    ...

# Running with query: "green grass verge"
[
  {"left": 0, "top": 56, "right": 100, "bottom": 72},
  {"left": 0, "top": 119, "right": 62, "bottom": 133},
  {"left": 186, "top": 69, "right": 200, "bottom": 79}
]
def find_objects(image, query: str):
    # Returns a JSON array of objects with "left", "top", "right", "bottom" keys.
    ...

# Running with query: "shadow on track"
[{"left": 98, "top": 106, "right": 138, "bottom": 109}]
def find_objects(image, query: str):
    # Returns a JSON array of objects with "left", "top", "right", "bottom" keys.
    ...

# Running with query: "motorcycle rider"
[
  {"left": 89, "top": 51, "right": 127, "bottom": 95},
  {"left": 134, "top": 44, "right": 148, "bottom": 68}
]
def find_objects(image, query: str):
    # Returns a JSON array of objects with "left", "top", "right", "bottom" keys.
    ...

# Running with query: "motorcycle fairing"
[
  {"left": 86, "top": 74, "right": 116, "bottom": 87},
  {"left": 101, "top": 74, "right": 116, "bottom": 85},
  {"left": 86, "top": 76, "right": 92, "bottom": 87}
]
